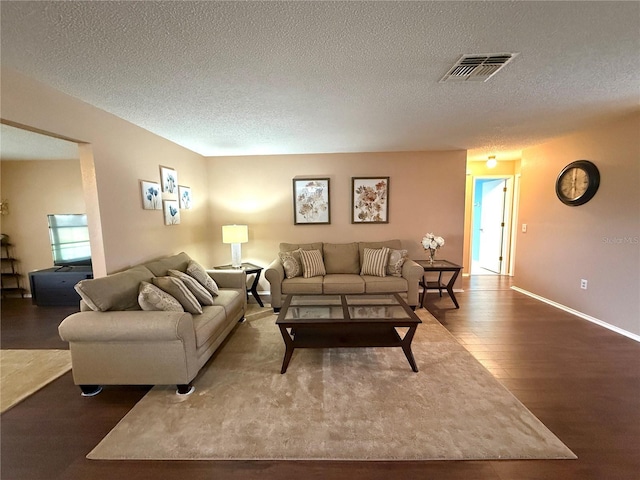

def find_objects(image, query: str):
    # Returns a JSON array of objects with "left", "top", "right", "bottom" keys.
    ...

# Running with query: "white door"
[{"left": 478, "top": 179, "right": 507, "bottom": 273}]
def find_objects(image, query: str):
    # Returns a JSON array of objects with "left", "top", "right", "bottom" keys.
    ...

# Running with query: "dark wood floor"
[{"left": 2, "top": 277, "right": 639, "bottom": 480}]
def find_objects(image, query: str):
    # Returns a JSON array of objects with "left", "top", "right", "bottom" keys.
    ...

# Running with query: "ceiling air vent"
[{"left": 440, "top": 53, "right": 518, "bottom": 83}]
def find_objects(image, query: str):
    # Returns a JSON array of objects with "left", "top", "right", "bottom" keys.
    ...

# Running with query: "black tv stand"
[{"left": 29, "top": 266, "right": 93, "bottom": 306}]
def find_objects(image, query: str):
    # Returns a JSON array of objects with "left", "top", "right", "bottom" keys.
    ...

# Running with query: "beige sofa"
[
  {"left": 58, "top": 252, "right": 246, "bottom": 396},
  {"left": 265, "top": 240, "right": 423, "bottom": 311}
]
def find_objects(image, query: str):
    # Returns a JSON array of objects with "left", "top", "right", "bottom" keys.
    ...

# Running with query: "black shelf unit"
[{"left": 1, "top": 242, "right": 26, "bottom": 298}]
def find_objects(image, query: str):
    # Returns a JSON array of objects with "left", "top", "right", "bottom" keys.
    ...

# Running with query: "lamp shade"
[{"left": 222, "top": 225, "right": 248, "bottom": 244}]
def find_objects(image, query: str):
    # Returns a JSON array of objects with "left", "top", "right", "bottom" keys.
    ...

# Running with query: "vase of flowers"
[{"left": 422, "top": 233, "right": 445, "bottom": 264}]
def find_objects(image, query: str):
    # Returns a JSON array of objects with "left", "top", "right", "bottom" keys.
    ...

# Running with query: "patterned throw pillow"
[
  {"left": 138, "top": 281, "right": 184, "bottom": 312},
  {"left": 185, "top": 260, "right": 219, "bottom": 296},
  {"left": 168, "top": 269, "right": 215, "bottom": 305},
  {"left": 278, "top": 249, "right": 303, "bottom": 279},
  {"left": 152, "top": 276, "right": 203, "bottom": 314},
  {"left": 386, "top": 249, "right": 408, "bottom": 277},
  {"left": 360, "top": 247, "right": 390, "bottom": 277},
  {"left": 299, "top": 249, "right": 326, "bottom": 278}
]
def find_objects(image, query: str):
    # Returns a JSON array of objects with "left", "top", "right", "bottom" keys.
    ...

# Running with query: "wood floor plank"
[{"left": 1, "top": 276, "right": 639, "bottom": 479}]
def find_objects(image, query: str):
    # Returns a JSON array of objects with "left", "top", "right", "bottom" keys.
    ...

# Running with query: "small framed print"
[
  {"left": 163, "top": 200, "right": 181, "bottom": 225},
  {"left": 351, "top": 177, "right": 389, "bottom": 224},
  {"left": 293, "top": 178, "right": 330, "bottom": 225},
  {"left": 140, "top": 180, "right": 162, "bottom": 210},
  {"left": 160, "top": 166, "right": 178, "bottom": 199},
  {"left": 179, "top": 185, "right": 192, "bottom": 209}
]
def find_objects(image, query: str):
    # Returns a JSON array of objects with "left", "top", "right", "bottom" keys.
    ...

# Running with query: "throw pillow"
[
  {"left": 168, "top": 269, "right": 215, "bottom": 305},
  {"left": 185, "top": 260, "right": 219, "bottom": 296},
  {"left": 299, "top": 249, "right": 326, "bottom": 278},
  {"left": 152, "top": 276, "right": 203, "bottom": 314},
  {"left": 387, "top": 248, "right": 408, "bottom": 277},
  {"left": 278, "top": 249, "right": 303, "bottom": 279},
  {"left": 360, "top": 247, "right": 390, "bottom": 277},
  {"left": 138, "top": 281, "right": 184, "bottom": 312}
]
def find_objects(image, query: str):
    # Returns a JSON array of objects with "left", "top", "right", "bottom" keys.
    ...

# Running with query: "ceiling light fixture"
[{"left": 486, "top": 156, "right": 497, "bottom": 168}]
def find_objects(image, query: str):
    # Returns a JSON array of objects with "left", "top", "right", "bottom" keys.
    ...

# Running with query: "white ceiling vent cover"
[{"left": 440, "top": 53, "right": 518, "bottom": 83}]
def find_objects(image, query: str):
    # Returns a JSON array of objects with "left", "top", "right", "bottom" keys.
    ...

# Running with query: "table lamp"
[{"left": 222, "top": 225, "right": 248, "bottom": 268}]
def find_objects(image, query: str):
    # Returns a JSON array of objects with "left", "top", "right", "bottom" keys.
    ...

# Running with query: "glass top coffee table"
[{"left": 275, "top": 294, "right": 422, "bottom": 374}]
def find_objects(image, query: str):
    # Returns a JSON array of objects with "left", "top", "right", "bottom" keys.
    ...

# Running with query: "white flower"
[{"left": 422, "top": 233, "right": 445, "bottom": 250}]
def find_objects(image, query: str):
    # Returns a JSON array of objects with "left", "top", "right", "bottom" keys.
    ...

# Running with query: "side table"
[
  {"left": 213, "top": 262, "right": 264, "bottom": 307},
  {"left": 414, "top": 259, "right": 462, "bottom": 309}
]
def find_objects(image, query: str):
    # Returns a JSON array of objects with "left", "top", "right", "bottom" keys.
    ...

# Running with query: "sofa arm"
[
  {"left": 59, "top": 311, "right": 196, "bottom": 345},
  {"left": 401, "top": 259, "right": 424, "bottom": 307},
  {"left": 206, "top": 269, "right": 247, "bottom": 290},
  {"left": 265, "top": 258, "right": 284, "bottom": 309}
]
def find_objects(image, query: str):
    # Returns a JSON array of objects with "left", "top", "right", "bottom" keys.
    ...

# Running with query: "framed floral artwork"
[
  {"left": 159, "top": 166, "right": 178, "bottom": 199},
  {"left": 163, "top": 200, "right": 181, "bottom": 225},
  {"left": 179, "top": 185, "right": 192, "bottom": 209},
  {"left": 140, "top": 180, "right": 162, "bottom": 210},
  {"left": 351, "top": 177, "right": 389, "bottom": 223},
  {"left": 293, "top": 178, "right": 330, "bottom": 225}
]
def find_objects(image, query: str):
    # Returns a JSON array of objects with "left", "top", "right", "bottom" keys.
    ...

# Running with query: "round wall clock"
[{"left": 555, "top": 160, "right": 600, "bottom": 206}]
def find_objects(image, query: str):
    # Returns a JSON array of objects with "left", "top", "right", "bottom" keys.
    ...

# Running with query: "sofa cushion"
[
  {"left": 75, "top": 265, "right": 155, "bottom": 311},
  {"left": 192, "top": 305, "right": 228, "bottom": 348},
  {"left": 323, "top": 242, "right": 360, "bottom": 274},
  {"left": 138, "top": 281, "right": 184, "bottom": 312},
  {"left": 387, "top": 248, "right": 408, "bottom": 277},
  {"left": 168, "top": 269, "right": 215, "bottom": 305},
  {"left": 358, "top": 240, "right": 401, "bottom": 268},
  {"left": 360, "top": 247, "right": 390, "bottom": 277},
  {"left": 282, "top": 276, "right": 323, "bottom": 295},
  {"left": 278, "top": 249, "right": 303, "bottom": 279},
  {"left": 212, "top": 289, "right": 243, "bottom": 319},
  {"left": 279, "top": 242, "right": 324, "bottom": 255},
  {"left": 152, "top": 276, "right": 203, "bottom": 314},
  {"left": 300, "top": 249, "right": 326, "bottom": 278},
  {"left": 144, "top": 252, "right": 191, "bottom": 276},
  {"left": 186, "top": 260, "right": 219, "bottom": 296},
  {"left": 323, "top": 274, "right": 365, "bottom": 294},
  {"left": 363, "top": 275, "right": 408, "bottom": 293}
]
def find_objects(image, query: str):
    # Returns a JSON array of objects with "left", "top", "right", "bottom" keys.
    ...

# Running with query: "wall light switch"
[{"left": 522, "top": 224, "right": 527, "bottom": 233}]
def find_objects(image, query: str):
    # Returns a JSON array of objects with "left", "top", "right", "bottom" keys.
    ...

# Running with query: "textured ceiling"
[
  {"left": 1, "top": 1, "right": 639, "bottom": 162},
  {"left": 0, "top": 124, "right": 79, "bottom": 161}
]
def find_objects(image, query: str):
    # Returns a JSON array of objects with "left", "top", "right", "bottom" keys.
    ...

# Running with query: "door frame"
[{"left": 469, "top": 175, "right": 516, "bottom": 276}]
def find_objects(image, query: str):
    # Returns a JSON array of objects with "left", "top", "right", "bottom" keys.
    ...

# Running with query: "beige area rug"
[
  {"left": 1, "top": 349, "right": 72, "bottom": 413},
  {"left": 88, "top": 310, "right": 576, "bottom": 461}
]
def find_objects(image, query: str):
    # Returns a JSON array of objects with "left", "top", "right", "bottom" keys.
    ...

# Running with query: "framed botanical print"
[
  {"left": 163, "top": 200, "right": 181, "bottom": 225},
  {"left": 351, "top": 177, "right": 389, "bottom": 223},
  {"left": 140, "top": 180, "right": 162, "bottom": 210},
  {"left": 293, "top": 178, "right": 331, "bottom": 225},
  {"left": 159, "top": 165, "right": 178, "bottom": 199},
  {"left": 179, "top": 185, "right": 192, "bottom": 209}
]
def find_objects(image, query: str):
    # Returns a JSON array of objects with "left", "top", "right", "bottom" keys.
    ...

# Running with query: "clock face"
[
  {"left": 558, "top": 167, "right": 589, "bottom": 200},
  {"left": 555, "top": 160, "right": 600, "bottom": 206}
]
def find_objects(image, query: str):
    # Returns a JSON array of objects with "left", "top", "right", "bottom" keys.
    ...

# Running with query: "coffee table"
[{"left": 276, "top": 293, "right": 422, "bottom": 374}]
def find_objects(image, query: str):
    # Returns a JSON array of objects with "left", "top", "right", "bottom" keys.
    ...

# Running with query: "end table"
[
  {"left": 213, "top": 262, "right": 264, "bottom": 307},
  {"left": 414, "top": 259, "right": 462, "bottom": 309}
]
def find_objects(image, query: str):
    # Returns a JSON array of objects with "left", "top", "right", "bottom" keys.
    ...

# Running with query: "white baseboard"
[{"left": 511, "top": 286, "right": 640, "bottom": 343}]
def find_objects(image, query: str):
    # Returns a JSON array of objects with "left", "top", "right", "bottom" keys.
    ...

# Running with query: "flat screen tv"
[{"left": 47, "top": 214, "right": 92, "bottom": 267}]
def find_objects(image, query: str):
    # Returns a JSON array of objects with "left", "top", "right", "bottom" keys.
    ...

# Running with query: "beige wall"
[
  {"left": 1, "top": 68, "right": 212, "bottom": 275},
  {"left": 0, "top": 160, "right": 85, "bottom": 293},
  {"left": 207, "top": 151, "right": 467, "bottom": 291},
  {"left": 515, "top": 111, "right": 640, "bottom": 336}
]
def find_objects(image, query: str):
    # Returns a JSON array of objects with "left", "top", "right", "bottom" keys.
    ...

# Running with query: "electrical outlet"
[
  {"left": 581, "top": 279, "right": 588, "bottom": 290},
  {"left": 522, "top": 223, "right": 527, "bottom": 233}
]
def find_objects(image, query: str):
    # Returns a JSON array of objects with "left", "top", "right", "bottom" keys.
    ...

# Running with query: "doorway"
[{"left": 471, "top": 176, "right": 514, "bottom": 275}]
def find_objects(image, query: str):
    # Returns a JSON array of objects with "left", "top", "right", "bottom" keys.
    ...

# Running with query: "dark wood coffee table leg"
[
  {"left": 278, "top": 324, "right": 295, "bottom": 374},
  {"left": 400, "top": 325, "right": 419, "bottom": 372}
]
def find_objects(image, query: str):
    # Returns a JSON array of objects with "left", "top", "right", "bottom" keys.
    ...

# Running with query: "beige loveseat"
[
  {"left": 265, "top": 240, "right": 423, "bottom": 312},
  {"left": 58, "top": 252, "right": 246, "bottom": 396}
]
